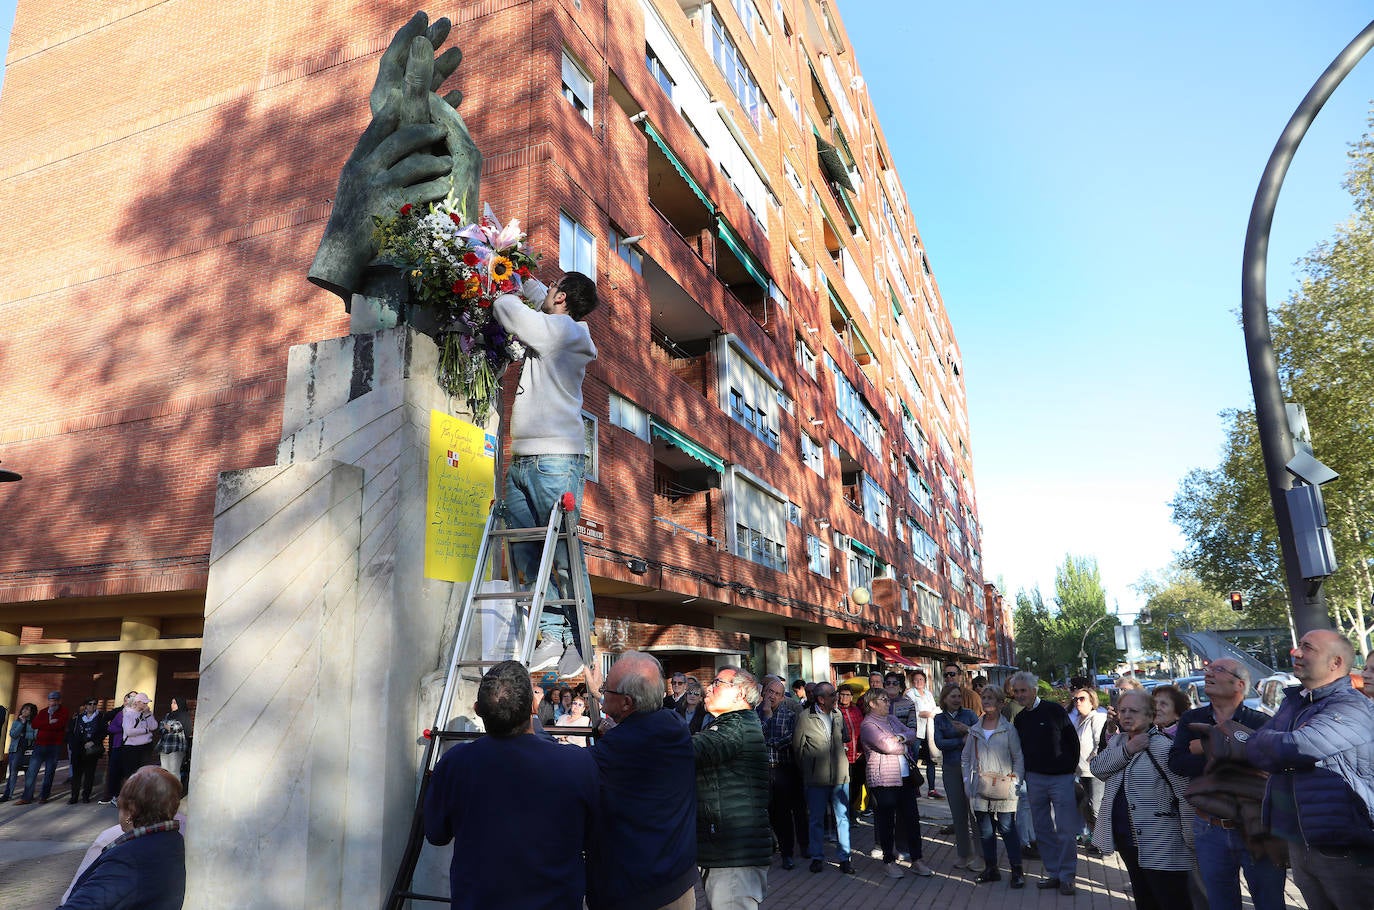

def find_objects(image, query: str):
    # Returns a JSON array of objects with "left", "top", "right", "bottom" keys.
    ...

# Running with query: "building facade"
[{"left": 0, "top": 0, "right": 1004, "bottom": 723}]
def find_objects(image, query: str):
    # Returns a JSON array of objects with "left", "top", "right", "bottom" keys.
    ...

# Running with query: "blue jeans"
[
  {"left": 977, "top": 810, "right": 1022, "bottom": 869},
  {"left": 1026, "top": 772, "right": 1078, "bottom": 882},
  {"left": 805, "top": 783, "right": 850, "bottom": 861},
  {"left": 1193, "top": 816, "right": 1288, "bottom": 910},
  {"left": 503, "top": 454, "right": 591, "bottom": 660},
  {"left": 3, "top": 750, "right": 23, "bottom": 799},
  {"left": 23, "top": 743, "right": 60, "bottom": 800}
]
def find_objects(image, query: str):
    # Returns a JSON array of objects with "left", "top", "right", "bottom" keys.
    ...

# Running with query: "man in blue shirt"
[{"left": 424, "top": 661, "right": 598, "bottom": 909}]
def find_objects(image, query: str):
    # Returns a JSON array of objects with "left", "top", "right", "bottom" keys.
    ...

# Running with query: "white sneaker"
[
  {"left": 557, "top": 646, "right": 585, "bottom": 679},
  {"left": 911, "top": 859, "right": 935, "bottom": 877},
  {"left": 529, "top": 638, "right": 561, "bottom": 672},
  {"left": 869, "top": 847, "right": 885, "bottom": 860},
  {"left": 884, "top": 862, "right": 904, "bottom": 879}
]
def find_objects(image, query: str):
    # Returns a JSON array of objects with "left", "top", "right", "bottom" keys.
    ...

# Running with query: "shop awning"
[
  {"left": 644, "top": 119, "right": 715, "bottom": 214},
  {"left": 650, "top": 418, "right": 724, "bottom": 473},
  {"left": 715, "top": 216, "right": 770, "bottom": 290},
  {"left": 868, "top": 641, "right": 918, "bottom": 669}
]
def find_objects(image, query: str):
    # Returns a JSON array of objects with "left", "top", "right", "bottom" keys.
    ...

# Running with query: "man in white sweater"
[{"left": 492, "top": 272, "right": 599, "bottom": 675}]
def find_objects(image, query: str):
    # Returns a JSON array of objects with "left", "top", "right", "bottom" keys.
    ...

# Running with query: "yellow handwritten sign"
[{"left": 424, "top": 411, "right": 497, "bottom": 582}]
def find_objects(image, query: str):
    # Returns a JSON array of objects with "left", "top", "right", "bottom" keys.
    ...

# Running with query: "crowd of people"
[
  {"left": 1, "top": 690, "right": 191, "bottom": 807},
  {"left": 424, "top": 635, "right": 1374, "bottom": 910}
]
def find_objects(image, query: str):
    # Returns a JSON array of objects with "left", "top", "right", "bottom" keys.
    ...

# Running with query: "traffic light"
[
  {"left": 1162, "top": 630, "right": 1169, "bottom": 641},
  {"left": 1230, "top": 591, "right": 1244, "bottom": 612}
]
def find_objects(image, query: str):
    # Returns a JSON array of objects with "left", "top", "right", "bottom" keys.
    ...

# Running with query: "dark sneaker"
[
  {"left": 1010, "top": 867, "right": 1026, "bottom": 889},
  {"left": 1037, "top": 878, "right": 1061, "bottom": 890},
  {"left": 809, "top": 859, "right": 824, "bottom": 873},
  {"left": 781, "top": 857, "right": 795, "bottom": 870},
  {"left": 1059, "top": 882, "right": 1076, "bottom": 896},
  {"left": 839, "top": 860, "right": 855, "bottom": 875}
]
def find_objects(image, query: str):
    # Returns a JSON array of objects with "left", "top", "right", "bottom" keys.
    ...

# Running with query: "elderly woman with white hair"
[{"left": 1089, "top": 688, "right": 1194, "bottom": 909}]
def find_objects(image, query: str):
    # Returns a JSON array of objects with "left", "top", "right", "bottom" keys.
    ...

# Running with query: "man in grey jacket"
[
  {"left": 492, "top": 272, "right": 598, "bottom": 674},
  {"left": 792, "top": 682, "right": 854, "bottom": 874}
]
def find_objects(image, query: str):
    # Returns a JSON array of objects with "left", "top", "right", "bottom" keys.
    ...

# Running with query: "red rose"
[
  {"left": 449, "top": 212, "right": 461, "bottom": 225},
  {"left": 500, "top": 280, "right": 514, "bottom": 292},
  {"left": 400, "top": 204, "right": 412, "bottom": 215},
  {"left": 517, "top": 266, "right": 531, "bottom": 278},
  {"left": 463, "top": 252, "right": 479, "bottom": 266},
  {"left": 478, "top": 299, "right": 493, "bottom": 308},
  {"left": 451, "top": 281, "right": 463, "bottom": 294}
]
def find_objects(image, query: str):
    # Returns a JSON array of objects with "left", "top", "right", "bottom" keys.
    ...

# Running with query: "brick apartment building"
[{"left": 0, "top": 0, "right": 1008, "bottom": 723}]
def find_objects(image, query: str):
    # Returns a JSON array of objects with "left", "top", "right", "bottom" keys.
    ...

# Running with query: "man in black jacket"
[
  {"left": 1011, "top": 671, "right": 1080, "bottom": 895},
  {"left": 694, "top": 667, "right": 771, "bottom": 909}
]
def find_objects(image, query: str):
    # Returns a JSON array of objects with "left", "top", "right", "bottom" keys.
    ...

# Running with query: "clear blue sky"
[
  {"left": 2, "top": 1, "right": 1370, "bottom": 618},
  {"left": 0, "top": 0, "right": 13, "bottom": 95},
  {"left": 842, "top": 3, "right": 1374, "bottom": 615}
]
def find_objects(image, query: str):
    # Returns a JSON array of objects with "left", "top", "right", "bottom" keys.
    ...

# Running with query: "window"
[
  {"left": 559, "top": 212, "right": 596, "bottom": 278},
  {"left": 806, "top": 534, "right": 830, "bottom": 576},
  {"left": 787, "top": 502, "right": 802, "bottom": 526},
  {"left": 948, "top": 557, "right": 967, "bottom": 593},
  {"left": 777, "top": 77, "right": 801, "bottom": 125},
  {"left": 731, "top": 472, "right": 788, "bottom": 571},
  {"left": 916, "top": 584, "right": 943, "bottom": 629},
  {"left": 561, "top": 50, "right": 593, "bottom": 123},
  {"left": 945, "top": 509, "right": 964, "bottom": 553},
  {"left": 582, "top": 412, "right": 599, "bottom": 483},
  {"left": 861, "top": 475, "right": 888, "bottom": 534},
  {"left": 724, "top": 339, "right": 781, "bottom": 451},
  {"left": 608, "top": 393, "right": 649, "bottom": 441},
  {"left": 645, "top": 45, "right": 675, "bottom": 100},
  {"left": 610, "top": 228, "right": 643, "bottom": 274},
  {"left": 910, "top": 520, "right": 938, "bottom": 570},
  {"left": 848, "top": 541, "right": 883, "bottom": 592},
  {"left": 731, "top": 0, "right": 764, "bottom": 42},
  {"left": 824, "top": 353, "right": 883, "bottom": 457},
  {"left": 800, "top": 433, "right": 824, "bottom": 476},
  {"left": 795, "top": 335, "right": 817, "bottom": 379},
  {"left": 788, "top": 242, "right": 811, "bottom": 286},
  {"left": 783, "top": 157, "right": 806, "bottom": 201},
  {"left": 710, "top": 13, "right": 763, "bottom": 129}
]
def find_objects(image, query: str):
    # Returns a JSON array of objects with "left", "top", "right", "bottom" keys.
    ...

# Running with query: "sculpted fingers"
[
  {"left": 397, "top": 36, "right": 435, "bottom": 126},
  {"left": 433, "top": 46, "right": 463, "bottom": 91},
  {"left": 370, "top": 121, "right": 447, "bottom": 173},
  {"left": 371, "top": 11, "right": 429, "bottom": 115},
  {"left": 384, "top": 152, "right": 454, "bottom": 190}
]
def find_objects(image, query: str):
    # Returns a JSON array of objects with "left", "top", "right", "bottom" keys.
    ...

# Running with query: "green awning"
[
  {"left": 643, "top": 120, "right": 715, "bottom": 214},
  {"left": 850, "top": 538, "right": 878, "bottom": 558},
  {"left": 825, "top": 278, "right": 849, "bottom": 319},
  {"left": 816, "top": 134, "right": 855, "bottom": 193},
  {"left": 650, "top": 418, "right": 724, "bottom": 473},
  {"left": 715, "top": 216, "right": 769, "bottom": 290},
  {"left": 890, "top": 286, "right": 903, "bottom": 318}
]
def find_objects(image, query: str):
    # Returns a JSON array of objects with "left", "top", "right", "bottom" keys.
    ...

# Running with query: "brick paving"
[{"left": 0, "top": 765, "right": 1309, "bottom": 909}]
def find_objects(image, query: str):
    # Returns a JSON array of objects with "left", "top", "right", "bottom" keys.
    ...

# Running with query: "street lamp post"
[{"left": 1080, "top": 614, "right": 1111, "bottom": 678}]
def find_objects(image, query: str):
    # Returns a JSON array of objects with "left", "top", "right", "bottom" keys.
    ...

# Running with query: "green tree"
[
  {"left": 1171, "top": 111, "right": 1374, "bottom": 656},
  {"left": 1134, "top": 562, "right": 1280, "bottom": 674},
  {"left": 1049, "top": 555, "right": 1120, "bottom": 678},
  {"left": 1013, "top": 587, "right": 1053, "bottom": 674}
]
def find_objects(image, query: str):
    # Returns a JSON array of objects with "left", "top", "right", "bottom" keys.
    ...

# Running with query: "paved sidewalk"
[{"left": 0, "top": 765, "right": 1309, "bottom": 909}]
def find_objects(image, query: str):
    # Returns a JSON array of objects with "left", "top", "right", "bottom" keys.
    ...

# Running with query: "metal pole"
[{"left": 1241, "top": 19, "right": 1374, "bottom": 637}]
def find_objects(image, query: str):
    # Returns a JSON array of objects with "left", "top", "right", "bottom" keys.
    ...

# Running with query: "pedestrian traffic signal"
[
  {"left": 1162, "top": 630, "right": 1169, "bottom": 640},
  {"left": 1229, "top": 591, "right": 1244, "bottom": 612}
]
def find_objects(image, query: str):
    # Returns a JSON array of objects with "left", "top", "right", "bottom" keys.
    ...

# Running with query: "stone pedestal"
[{"left": 186, "top": 327, "right": 490, "bottom": 909}]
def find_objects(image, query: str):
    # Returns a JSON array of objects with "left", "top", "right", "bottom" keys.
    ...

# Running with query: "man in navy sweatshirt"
[{"left": 1010, "top": 671, "right": 1080, "bottom": 895}]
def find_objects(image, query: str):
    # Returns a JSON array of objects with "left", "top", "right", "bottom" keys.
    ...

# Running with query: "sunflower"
[{"left": 489, "top": 256, "right": 514, "bottom": 282}]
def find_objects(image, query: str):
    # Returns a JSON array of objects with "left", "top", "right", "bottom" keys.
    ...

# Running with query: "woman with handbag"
[
  {"left": 2, "top": 703, "right": 37, "bottom": 802},
  {"left": 1089, "top": 689, "right": 1194, "bottom": 910},
  {"left": 963, "top": 685, "right": 1025, "bottom": 887},
  {"left": 859, "top": 688, "right": 935, "bottom": 879},
  {"left": 934, "top": 683, "right": 982, "bottom": 872}
]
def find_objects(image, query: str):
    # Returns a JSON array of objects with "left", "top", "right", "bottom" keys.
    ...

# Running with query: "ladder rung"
[
  {"left": 394, "top": 892, "right": 450, "bottom": 902},
  {"left": 486, "top": 527, "right": 570, "bottom": 540},
  {"left": 452, "top": 660, "right": 518, "bottom": 669}
]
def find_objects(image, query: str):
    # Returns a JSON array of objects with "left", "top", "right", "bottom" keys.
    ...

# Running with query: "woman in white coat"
[
  {"left": 1089, "top": 689, "right": 1193, "bottom": 910},
  {"left": 962, "top": 685, "right": 1025, "bottom": 888}
]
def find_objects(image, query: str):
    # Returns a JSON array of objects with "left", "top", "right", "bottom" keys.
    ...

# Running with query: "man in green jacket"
[
  {"left": 792, "top": 682, "right": 854, "bottom": 874},
  {"left": 694, "top": 667, "right": 771, "bottom": 909}
]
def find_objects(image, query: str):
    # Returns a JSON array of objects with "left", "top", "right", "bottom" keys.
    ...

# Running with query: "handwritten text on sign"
[{"left": 424, "top": 411, "right": 497, "bottom": 582}]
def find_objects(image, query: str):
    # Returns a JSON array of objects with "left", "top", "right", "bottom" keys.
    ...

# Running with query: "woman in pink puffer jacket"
[{"left": 861, "top": 689, "right": 936, "bottom": 879}]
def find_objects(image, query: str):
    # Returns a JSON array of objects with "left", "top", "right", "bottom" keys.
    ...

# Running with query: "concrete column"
[
  {"left": 114, "top": 617, "right": 160, "bottom": 701},
  {"left": 0, "top": 624, "right": 18, "bottom": 753},
  {"left": 812, "top": 645, "right": 832, "bottom": 684},
  {"left": 764, "top": 640, "right": 787, "bottom": 680}
]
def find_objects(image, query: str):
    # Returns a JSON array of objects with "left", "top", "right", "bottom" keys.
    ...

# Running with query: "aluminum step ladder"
[{"left": 383, "top": 492, "right": 595, "bottom": 909}]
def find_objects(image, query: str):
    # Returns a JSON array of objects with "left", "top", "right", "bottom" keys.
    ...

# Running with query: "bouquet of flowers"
[{"left": 372, "top": 197, "right": 541, "bottom": 421}]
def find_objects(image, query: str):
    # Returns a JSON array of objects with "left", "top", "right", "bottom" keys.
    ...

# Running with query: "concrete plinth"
[{"left": 186, "top": 327, "right": 490, "bottom": 909}]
